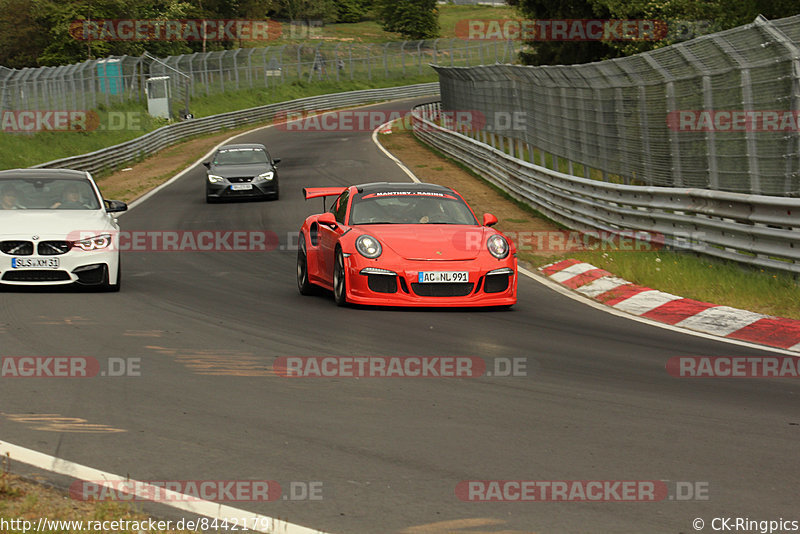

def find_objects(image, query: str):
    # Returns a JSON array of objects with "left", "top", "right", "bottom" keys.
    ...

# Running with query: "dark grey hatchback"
[{"left": 204, "top": 143, "right": 280, "bottom": 202}]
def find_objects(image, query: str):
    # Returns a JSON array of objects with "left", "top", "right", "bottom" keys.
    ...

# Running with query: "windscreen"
[
  {"left": 213, "top": 148, "right": 269, "bottom": 165},
  {"left": 0, "top": 178, "right": 101, "bottom": 210},
  {"left": 349, "top": 190, "right": 477, "bottom": 225}
]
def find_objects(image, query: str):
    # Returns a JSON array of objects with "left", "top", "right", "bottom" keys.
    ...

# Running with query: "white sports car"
[{"left": 0, "top": 168, "right": 127, "bottom": 291}]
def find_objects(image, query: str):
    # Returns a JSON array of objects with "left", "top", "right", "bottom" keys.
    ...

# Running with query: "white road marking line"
[
  {"left": 372, "top": 120, "right": 421, "bottom": 183},
  {"left": 612, "top": 290, "right": 683, "bottom": 316},
  {"left": 675, "top": 306, "right": 768, "bottom": 337},
  {"left": 549, "top": 262, "right": 597, "bottom": 283},
  {"left": 575, "top": 276, "right": 630, "bottom": 298},
  {"left": 0, "top": 440, "right": 329, "bottom": 534}
]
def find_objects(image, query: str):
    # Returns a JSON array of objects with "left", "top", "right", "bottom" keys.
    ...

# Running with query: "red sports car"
[{"left": 297, "top": 182, "right": 517, "bottom": 307}]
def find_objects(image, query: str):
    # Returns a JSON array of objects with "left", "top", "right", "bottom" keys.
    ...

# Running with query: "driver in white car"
[{"left": 51, "top": 184, "right": 88, "bottom": 209}]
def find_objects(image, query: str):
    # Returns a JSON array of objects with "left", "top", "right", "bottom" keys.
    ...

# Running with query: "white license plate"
[
  {"left": 418, "top": 271, "right": 468, "bottom": 283},
  {"left": 230, "top": 183, "right": 253, "bottom": 191},
  {"left": 12, "top": 257, "right": 60, "bottom": 269}
]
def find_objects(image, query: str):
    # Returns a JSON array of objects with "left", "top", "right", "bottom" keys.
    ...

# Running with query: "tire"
[
  {"left": 333, "top": 248, "right": 348, "bottom": 307},
  {"left": 297, "top": 234, "right": 315, "bottom": 295},
  {"left": 102, "top": 263, "right": 121, "bottom": 292}
]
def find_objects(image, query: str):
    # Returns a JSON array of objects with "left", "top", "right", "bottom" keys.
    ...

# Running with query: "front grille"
[
  {"left": 2, "top": 270, "right": 71, "bottom": 282},
  {"left": 228, "top": 177, "right": 254, "bottom": 183},
  {"left": 411, "top": 282, "right": 474, "bottom": 297},
  {"left": 38, "top": 241, "right": 71, "bottom": 256},
  {"left": 484, "top": 273, "right": 510, "bottom": 293},
  {"left": 367, "top": 274, "right": 397, "bottom": 293},
  {"left": 1, "top": 241, "right": 33, "bottom": 255}
]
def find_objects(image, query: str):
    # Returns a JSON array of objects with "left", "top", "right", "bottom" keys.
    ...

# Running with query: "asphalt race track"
[{"left": 1, "top": 98, "right": 798, "bottom": 534}]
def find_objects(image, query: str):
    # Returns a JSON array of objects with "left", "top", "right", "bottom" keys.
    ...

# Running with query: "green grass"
[
  {"left": 0, "top": 75, "right": 437, "bottom": 171},
  {"left": 522, "top": 249, "right": 800, "bottom": 320},
  {"left": 276, "top": 4, "right": 515, "bottom": 43}
]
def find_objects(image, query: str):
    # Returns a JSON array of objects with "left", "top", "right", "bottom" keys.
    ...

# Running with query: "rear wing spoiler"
[
  {"left": 303, "top": 187, "right": 347, "bottom": 211},
  {"left": 303, "top": 187, "right": 347, "bottom": 200}
]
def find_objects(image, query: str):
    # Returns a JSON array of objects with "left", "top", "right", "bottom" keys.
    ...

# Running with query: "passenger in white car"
[{"left": 0, "top": 185, "right": 25, "bottom": 209}]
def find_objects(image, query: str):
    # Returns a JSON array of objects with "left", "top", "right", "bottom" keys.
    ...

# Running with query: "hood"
[
  {"left": 209, "top": 163, "right": 272, "bottom": 179},
  {"left": 360, "top": 225, "right": 488, "bottom": 261},
  {"left": 0, "top": 210, "right": 117, "bottom": 239}
]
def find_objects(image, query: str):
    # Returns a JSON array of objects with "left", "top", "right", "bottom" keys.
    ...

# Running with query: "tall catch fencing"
[
  {"left": 0, "top": 39, "right": 516, "bottom": 117},
  {"left": 434, "top": 14, "right": 800, "bottom": 197}
]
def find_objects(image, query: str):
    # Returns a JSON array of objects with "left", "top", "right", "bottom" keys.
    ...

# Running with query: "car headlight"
[
  {"left": 356, "top": 235, "right": 382, "bottom": 259},
  {"left": 72, "top": 234, "right": 112, "bottom": 251},
  {"left": 257, "top": 171, "right": 274, "bottom": 181},
  {"left": 207, "top": 174, "right": 225, "bottom": 183},
  {"left": 487, "top": 234, "right": 509, "bottom": 259}
]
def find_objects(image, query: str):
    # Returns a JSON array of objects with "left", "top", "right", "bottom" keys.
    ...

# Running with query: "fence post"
[
  {"left": 754, "top": 15, "right": 800, "bottom": 194},
  {"left": 709, "top": 38, "right": 761, "bottom": 194},
  {"left": 400, "top": 41, "right": 406, "bottom": 76},
  {"left": 676, "top": 46, "right": 718, "bottom": 189}
]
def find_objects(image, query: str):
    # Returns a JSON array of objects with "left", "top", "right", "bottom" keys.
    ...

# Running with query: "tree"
[
  {"left": 261, "top": 0, "right": 339, "bottom": 23},
  {"left": 336, "top": 0, "right": 373, "bottom": 23},
  {"left": 514, "top": 0, "right": 616, "bottom": 66},
  {"left": 0, "top": 0, "right": 50, "bottom": 68},
  {"left": 377, "top": 0, "right": 438, "bottom": 40}
]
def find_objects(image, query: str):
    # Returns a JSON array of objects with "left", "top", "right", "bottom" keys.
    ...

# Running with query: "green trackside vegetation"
[{"left": 306, "top": 4, "right": 514, "bottom": 42}]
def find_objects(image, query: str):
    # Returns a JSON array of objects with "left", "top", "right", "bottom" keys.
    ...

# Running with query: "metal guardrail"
[
  {"left": 31, "top": 83, "right": 439, "bottom": 174},
  {"left": 412, "top": 102, "right": 800, "bottom": 274}
]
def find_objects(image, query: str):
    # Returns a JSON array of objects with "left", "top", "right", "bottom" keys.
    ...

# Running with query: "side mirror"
[
  {"left": 483, "top": 213, "right": 498, "bottom": 227},
  {"left": 105, "top": 199, "right": 128, "bottom": 213},
  {"left": 203, "top": 162, "right": 211, "bottom": 169},
  {"left": 318, "top": 212, "right": 337, "bottom": 227},
  {"left": 272, "top": 158, "right": 281, "bottom": 165}
]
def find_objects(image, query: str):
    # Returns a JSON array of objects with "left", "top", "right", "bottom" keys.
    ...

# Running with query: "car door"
[{"left": 318, "top": 189, "right": 350, "bottom": 283}]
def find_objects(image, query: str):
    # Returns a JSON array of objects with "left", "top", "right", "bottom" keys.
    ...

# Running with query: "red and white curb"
[{"left": 541, "top": 259, "right": 800, "bottom": 353}]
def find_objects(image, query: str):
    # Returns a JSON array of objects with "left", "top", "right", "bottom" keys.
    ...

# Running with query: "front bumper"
[
  {"left": 343, "top": 256, "right": 517, "bottom": 307},
  {"left": 207, "top": 179, "right": 278, "bottom": 200},
  {"left": 0, "top": 249, "right": 118, "bottom": 286}
]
